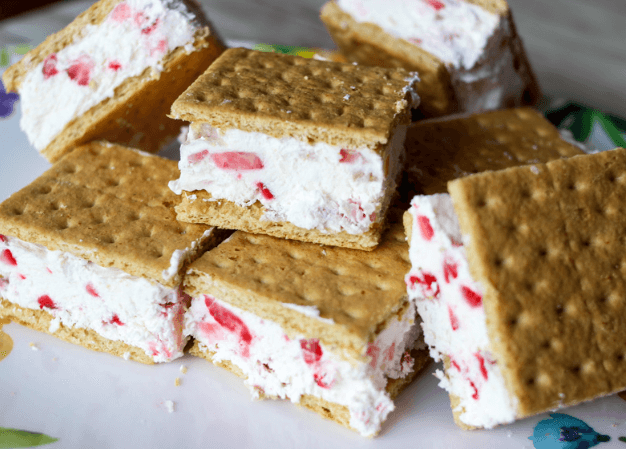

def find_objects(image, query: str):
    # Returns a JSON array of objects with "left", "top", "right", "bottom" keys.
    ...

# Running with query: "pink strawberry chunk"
[
  {"left": 426, "top": 0, "right": 445, "bottom": 11},
  {"left": 205, "top": 295, "right": 253, "bottom": 357},
  {"left": 38, "top": 295, "right": 57, "bottom": 310},
  {"left": 1, "top": 249, "right": 17, "bottom": 266},
  {"left": 67, "top": 55, "right": 94, "bottom": 86},
  {"left": 42, "top": 54, "right": 59, "bottom": 79},
  {"left": 417, "top": 215, "right": 434, "bottom": 241},
  {"left": 300, "top": 338, "right": 323, "bottom": 364},
  {"left": 256, "top": 182, "right": 274, "bottom": 200},
  {"left": 461, "top": 286, "right": 482, "bottom": 308},
  {"left": 211, "top": 152, "right": 264, "bottom": 170}
]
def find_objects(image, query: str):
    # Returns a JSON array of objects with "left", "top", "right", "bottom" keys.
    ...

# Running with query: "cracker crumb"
[
  {"left": 304, "top": 76, "right": 309, "bottom": 80},
  {"left": 180, "top": 365, "right": 188, "bottom": 374},
  {"left": 164, "top": 400, "right": 175, "bottom": 413},
  {"left": 29, "top": 342, "right": 39, "bottom": 351},
  {"left": 175, "top": 377, "right": 181, "bottom": 387}
]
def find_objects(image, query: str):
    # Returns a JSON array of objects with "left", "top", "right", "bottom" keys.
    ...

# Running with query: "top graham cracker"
[
  {"left": 184, "top": 220, "right": 412, "bottom": 360},
  {"left": 399, "top": 108, "right": 583, "bottom": 204},
  {"left": 170, "top": 47, "right": 418, "bottom": 149},
  {"left": 448, "top": 147, "right": 626, "bottom": 417},
  {"left": 0, "top": 142, "right": 218, "bottom": 289}
]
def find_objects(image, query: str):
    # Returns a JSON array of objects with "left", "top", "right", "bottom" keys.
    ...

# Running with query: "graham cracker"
[
  {"left": 1, "top": 299, "right": 154, "bottom": 364},
  {"left": 190, "top": 341, "right": 431, "bottom": 435},
  {"left": 2, "top": 0, "right": 226, "bottom": 162},
  {"left": 397, "top": 108, "right": 584, "bottom": 207},
  {"left": 0, "top": 142, "right": 221, "bottom": 289},
  {"left": 184, "top": 221, "right": 413, "bottom": 360},
  {"left": 175, "top": 190, "right": 384, "bottom": 251},
  {"left": 169, "top": 47, "right": 418, "bottom": 149},
  {"left": 320, "top": 1, "right": 540, "bottom": 117},
  {"left": 447, "top": 147, "right": 626, "bottom": 419}
]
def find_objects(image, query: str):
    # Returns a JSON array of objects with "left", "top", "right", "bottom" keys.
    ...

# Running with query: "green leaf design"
[
  {"left": 13, "top": 44, "right": 32, "bottom": 56},
  {"left": 0, "top": 427, "right": 58, "bottom": 448},
  {"left": 0, "top": 49, "right": 9, "bottom": 68},
  {"left": 594, "top": 112, "right": 626, "bottom": 148}
]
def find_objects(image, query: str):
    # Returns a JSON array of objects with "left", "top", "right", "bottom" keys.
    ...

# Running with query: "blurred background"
[{"left": 1, "top": 0, "right": 625, "bottom": 117}]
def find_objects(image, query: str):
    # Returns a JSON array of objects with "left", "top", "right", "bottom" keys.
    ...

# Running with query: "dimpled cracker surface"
[
  {"left": 176, "top": 190, "right": 383, "bottom": 251},
  {"left": 447, "top": 147, "right": 626, "bottom": 418},
  {"left": 189, "top": 341, "right": 431, "bottom": 434},
  {"left": 185, "top": 222, "right": 412, "bottom": 360},
  {"left": 170, "top": 47, "right": 417, "bottom": 149},
  {"left": 398, "top": 108, "right": 583, "bottom": 206},
  {"left": 0, "top": 142, "right": 218, "bottom": 289}
]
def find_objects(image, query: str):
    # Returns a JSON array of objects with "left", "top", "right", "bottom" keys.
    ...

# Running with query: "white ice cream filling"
[
  {"left": 170, "top": 124, "right": 407, "bottom": 235},
  {"left": 336, "top": 0, "right": 500, "bottom": 69},
  {"left": 0, "top": 235, "right": 189, "bottom": 362},
  {"left": 19, "top": 0, "right": 202, "bottom": 151},
  {"left": 405, "top": 193, "right": 517, "bottom": 428},
  {"left": 184, "top": 294, "right": 422, "bottom": 437}
]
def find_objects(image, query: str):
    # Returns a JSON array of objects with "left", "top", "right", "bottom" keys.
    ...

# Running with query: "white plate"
[{"left": 2, "top": 5, "right": 626, "bottom": 449}]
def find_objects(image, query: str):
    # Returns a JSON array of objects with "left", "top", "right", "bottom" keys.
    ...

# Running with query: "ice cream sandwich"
[
  {"left": 0, "top": 142, "right": 224, "bottom": 363},
  {"left": 321, "top": 0, "right": 540, "bottom": 117},
  {"left": 183, "top": 219, "right": 429, "bottom": 436},
  {"left": 2, "top": 0, "right": 226, "bottom": 162},
  {"left": 168, "top": 47, "right": 420, "bottom": 251}
]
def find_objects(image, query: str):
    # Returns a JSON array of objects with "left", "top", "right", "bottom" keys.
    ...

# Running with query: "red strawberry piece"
[
  {"left": 108, "top": 61, "right": 122, "bottom": 71},
  {"left": 42, "top": 54, "right": 59, "bottom": 79},
  {"left": 313, "top": 370, "right": 335, "bottom": 389},
  {"left": 461, "top": 286, "right": 482, "bottom": 308},
  {"left": 300, "top": 338, "right": 323, "bottom": 364},
  {"left": 188, "top": 149, "right": 209, "bottom": 164},
  {"left": 443, "top": 257, "right": 458, "bottom": 283},
  {"left": 407, "top": 270, "right": 440, "bottom": 299},
  {"left": 427, "top": 0, "right": 445, "bottom": 11},
  {"left": 475, "top": 353, "right": 488, "bottom": 380},
  {"left": 366, "top": 343, "right": 380, "bottom": 368},
  {"left": 470, "top": 380, "right": 479, "bottom": 400},
  {"left": 369, "top": 212, "right": 377, "bottom": 223},
  {"left": 384, "top": 342, "right": 396, "bottom": 362},
  {"left": 38, "top": 295, "right": 57, "bottom": 310},
  {"left": 141, "top": 18, "right": 159, "bottom": 34},
  {"left": 109, "top": 314, "right": 124, "bottom": 325},
  {"left": 417, "top": 215, "right": 434, "bottom": 241},
  {"left": 150, "top": 39, "right": 167, "bottom": 56},
  {"left": 204, "top": 295, "right": 253, "bottom": 357},
  {"left": 450, "top": 358, "right": 461, "bottom": 372},
  {"left": 0, "top": 234, "right": 5, "bottom": 242},
  {"left": 148, "top": 341, "right": 159, "bottom": 357},
  {"left": 210, "top": 152, "right": 264, "bottom": 170},
  {"left": 67, "top": 55, "right": 94, "bottom": 86},
  {"left": 1, "top": 249, "right": 17, "bottom": 266},
  {"left": 339, "top": 149, "right": 360, "bottom": 163},
  {"left": 18, "top": 274, "right": 26, "bottom": 280},
  {"left": 86, "top": 283, "right": 99, "bottom": 298},
  {"left": 111, "top": 2, "right": 131, "bottom": 22},
  {"left": 134, "top": 11, "right": 148, "bottom": 27},
  {"left": 448, "top": 306, "right": 459, "bottom": 331},
  {"left": 46, "top": 268, "right": 52, "bottom": 274},
  {"left": 256, "top": 182, "right": 274, "bottom": 200}
]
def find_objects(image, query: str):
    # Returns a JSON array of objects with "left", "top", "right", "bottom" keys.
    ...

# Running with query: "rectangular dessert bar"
[
  {"left": 405, "top": 147, "right": 626, "bottom": 428},
  {"left": 321, "top": 0, "right": 541, "bottom": 117},
  {"left": 0, "top": 142, "right": 224, "bottom": 363},
  {"left": 2, "top": 0, "right": 226, "bottom": 162},
  {"left": 169, "top": 47, "right": 420, "bottom": 251},
  {"left": 182, "top": 219, "right": 430, "bottom": 436}
]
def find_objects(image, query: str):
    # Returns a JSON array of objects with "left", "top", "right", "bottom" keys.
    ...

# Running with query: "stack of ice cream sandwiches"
[{"left": 1, "top": 0, "right": 624, "bottom": 438}]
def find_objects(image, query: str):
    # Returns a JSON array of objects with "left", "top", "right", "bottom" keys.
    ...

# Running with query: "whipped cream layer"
[
  {"left": 20, "top": 0, "right": 202, "bottom": 151},
  {"left": 405, "top": 194, "right": 517, "bottom": 428},
  {"left": 170, "top": 123, "right": 407, "bottom": 235},
  {"left": 0, "top": 234, "right": 188, "bottom": 362},
  {"left": 336, "top": 0, "right": 500, "bottom": 69},
  {"left": 184, "top": 294, "right": 422, "bottom": 436}
]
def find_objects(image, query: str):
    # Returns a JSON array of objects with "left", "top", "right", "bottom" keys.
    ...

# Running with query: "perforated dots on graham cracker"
[
  {"left": 398, "top": 108, "right": 584, "bottom": 206},
  {"left": 185, "top": 222, "right": 411, "bottom": 359},
  {"left": 0, "top": 142, "right": 218, "bottom": 288},
  {"left": 170, "top": 47, "right": 417, "bottom": 149},
  {"left": 448, "top": 147, "right": 626, "bottom": 417}
]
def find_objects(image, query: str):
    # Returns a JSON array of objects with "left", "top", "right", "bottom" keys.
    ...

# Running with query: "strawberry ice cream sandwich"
[
  {"left": 2, "top": 0, "right": 226, "bottom": 162},
  {"left": 168, "top": 47, "right": 420, "bottom": 251},
  {"left": 0, "top": 142, "right": 224, "bottom": 363},
  {"left": 321, "top": 0, "right": 540, "bottom": 117},
  {"left": 405, "top": 147, "right": 626, "bottom": 428},
  {"left": 183, "top": 220, "right": 430, "bottom": 436}
]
